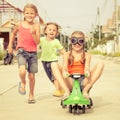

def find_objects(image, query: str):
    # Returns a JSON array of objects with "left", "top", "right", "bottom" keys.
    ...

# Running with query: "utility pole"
[
  {"left": 114, "top": 0, "right": 119, "bottom": 52},
  {"left": 91, "top": 24, "right": 94, "bottom": 47},
  {"left": 97, "top": 7, "right": 101, "bottom": 41}
]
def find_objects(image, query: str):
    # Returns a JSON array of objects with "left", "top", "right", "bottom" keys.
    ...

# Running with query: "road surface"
[{"left": 0, "top": 55, "right": 120, "bottom": 120}]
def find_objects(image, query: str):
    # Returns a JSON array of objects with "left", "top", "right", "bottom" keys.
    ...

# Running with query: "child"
[
  {"left": 8, "top": 3, "right": 43, "bottom": 104},
  {"left": 40, "top": 22, "right": 70, "bottom": 98},
  {"left": 62, "top": 30, "right": 104, "bottom": 99}
]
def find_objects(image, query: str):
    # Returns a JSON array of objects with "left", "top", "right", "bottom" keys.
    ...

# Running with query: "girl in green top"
[{"left": 40, "top": 22, "right": 70, "bottom": 99}]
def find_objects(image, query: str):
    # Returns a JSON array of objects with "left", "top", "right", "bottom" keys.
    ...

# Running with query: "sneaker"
[
  {"left": 60, "top": 89, "right": 65, "bottom": 95},
  {"left": 53, "top": 90, "right": 64, "bottom": 97}
]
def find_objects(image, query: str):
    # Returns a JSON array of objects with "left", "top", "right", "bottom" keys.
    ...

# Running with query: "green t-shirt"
[{"left": 40, "top": 37, "right": 63, "bottom": 61}]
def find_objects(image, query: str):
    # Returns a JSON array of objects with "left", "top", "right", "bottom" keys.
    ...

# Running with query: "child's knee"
[
  {"left": 51, "top": 62, "right": 57, "bottom": 67},
  {"left": 28, "top": 73, "right": 35, "bottom": 80},
  {"left": 97, "top": 62, "right": 104, "bottom": 69}
]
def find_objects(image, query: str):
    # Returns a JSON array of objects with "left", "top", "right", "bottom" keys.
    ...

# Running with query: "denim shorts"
[{"left": 17, "top": 48, "right": 38, "bottom": 73}]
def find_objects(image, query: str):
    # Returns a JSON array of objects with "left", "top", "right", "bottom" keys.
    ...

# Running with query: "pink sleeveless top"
[
  {"left": 16, "top": 25, "right": 37, "bottom": 52},
  {"left": 68, "top": 61, "right": 85, "bottom": 74}
]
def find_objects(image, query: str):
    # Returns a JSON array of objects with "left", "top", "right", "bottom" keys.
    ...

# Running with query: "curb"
[{"left": 0, "top": 84, "right": 17, "bottom": 96}]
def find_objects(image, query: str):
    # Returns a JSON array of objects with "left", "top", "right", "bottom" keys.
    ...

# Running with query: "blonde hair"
[
  {"left": 43, "top": 22, "right": 60, "bottom": 36},
  {"left": 68, "top": 31, "right": 85, "bottom": 66},
  {"left": 71, "top": 31, "right": 85, "bottom": 37},
  {"left": 23, "top": 3, "right": 44, "bottom": 24}
]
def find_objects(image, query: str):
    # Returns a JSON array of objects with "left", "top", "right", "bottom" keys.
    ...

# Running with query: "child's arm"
[
  {"left": 30, "top": 23, "right": 40, "bottom": 45},
  {"left": 84, "top": 52, "right": 91, "bottom": 77},
  {"left": 8, "top": 22, "right": 19, "bottom": 54},
  {"left": 59, "top": 48, "right": 66, "bottom": 55},
  {"left": 62, "top": 52, "right": 70, "bottom": 78}
]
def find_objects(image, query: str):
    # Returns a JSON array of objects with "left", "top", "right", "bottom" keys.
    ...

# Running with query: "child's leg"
[
  {"left": 66, "top": 77, "right": 73, "bottom": 91},
  {"left": 57, "top": 64, "right": 71, "bottom": 91},
  {"left": 51, "top": 62, "right": 70, "bottom": 94},
  {"left": 53, "top": 79, "right": 64, "bottom": 91},
  {"left": 82, "top": 62, "right": 104, "bottom": 97},
  {"left": 17, "top": 49, "right": 27, "bottom": 93},
  {"left": 52, "top": 64, "right": 67, "bottom": 97},
  {"left": 19, "top": 65, "right": 26, "bottom": 92},
  {"left": 53, "top": 79, "right": 65, "bottom": 97},
  {"left": 28, "top": 73, "right": 35, "bottom": 100},
  {"left": 41, "top": 61, "right": 63, "bottom": 96},
  {"left": 27, "top": 52, "right": 38, "bottom": 102}
]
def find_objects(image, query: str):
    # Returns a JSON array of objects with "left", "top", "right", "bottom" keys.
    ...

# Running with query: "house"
[
  {"left": 0, "top": 0, "right": 44, "bottom": 51},
  {"left": 0, "top": 0, "right": 22, "bottom": 50}
]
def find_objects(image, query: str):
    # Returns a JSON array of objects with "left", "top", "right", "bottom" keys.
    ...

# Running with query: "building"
[
  {"left": 0, "top": 0, "right": 22, "bottom": 50},
  {"left": 102, "top": 5, "right": 120, "bottom": 37},
  {"left": 0, "top": 0, "right": 44, "bottom": 50}
]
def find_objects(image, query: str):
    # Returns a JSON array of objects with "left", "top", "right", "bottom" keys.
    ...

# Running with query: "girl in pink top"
[
  {"left": 16, "top": 24, "right": 37, "bottom": 52},
  {"left": 8, "top": 3, "right": 44, "bottom": 104}
]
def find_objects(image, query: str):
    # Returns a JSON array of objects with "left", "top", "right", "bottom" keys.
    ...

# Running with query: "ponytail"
[
  {"left": 81, "top": 50, "right": 86, "bottom": 64},
  {"left": 37, "top": 14, "right": 44, "bottom": 24}
]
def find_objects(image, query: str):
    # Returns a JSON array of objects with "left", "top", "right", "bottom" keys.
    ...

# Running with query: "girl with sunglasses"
[{"left": 62, "top": 31, "right": 104, "bottom": 99}]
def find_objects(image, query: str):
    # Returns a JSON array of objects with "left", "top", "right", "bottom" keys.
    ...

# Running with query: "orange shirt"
[{"left": 68, "top": 60, "right": 85, "bottom": 74}]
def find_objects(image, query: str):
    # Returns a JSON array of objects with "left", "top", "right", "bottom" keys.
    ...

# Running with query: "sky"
[{"left": 5, "top": 0, "right": 120, "bottom": 35}]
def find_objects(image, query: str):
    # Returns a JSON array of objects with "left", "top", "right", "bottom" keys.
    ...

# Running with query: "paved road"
[{"left": 0, "top": 55, "right": 120, "bottom": 120}]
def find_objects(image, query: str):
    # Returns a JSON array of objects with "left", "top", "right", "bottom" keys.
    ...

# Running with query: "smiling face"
[
  {"left": 23, "top": 7, "right": 37, "bottom": 23},
  {"left": 70, "top": 31, "right": 85, "bottom": 52},
  {"left": 45, "top": 24, "right": 58, "bottom": 40}
]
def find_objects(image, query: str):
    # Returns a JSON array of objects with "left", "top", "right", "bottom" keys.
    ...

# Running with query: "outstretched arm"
[
  {"left": 8, "top": 23, "right": 19, "bottom": 54},
  {"left": 62, "top": 52, "right": 70, "bottom": 78},
  {"left": 84, "top": 52, "right": 91, "bottom": 77}
]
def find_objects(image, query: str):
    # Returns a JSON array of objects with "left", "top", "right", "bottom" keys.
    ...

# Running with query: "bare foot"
[{"left": 83, "top": 93, "right": 89, "bottom": 99}]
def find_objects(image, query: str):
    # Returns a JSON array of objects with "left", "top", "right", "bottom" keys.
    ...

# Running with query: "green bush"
[
  {"left": 0, "top": 51, "right": 6, "bottom": 60},
  {"left": 90, "top": 50, "right": 107, "bottom": 56},
  {"left": 109, "top": 52, "right": 120, "bottom": 57},
  {"left": 90, "top": 50, "right": 120, "bottom": 57}
]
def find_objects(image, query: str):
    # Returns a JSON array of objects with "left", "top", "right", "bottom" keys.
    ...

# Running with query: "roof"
[
  {"left": 0, "top": 0, "right": 22, "bottom": 13},
  {"left": 1, "top": 19, "right": 16, "bottom": 28}
]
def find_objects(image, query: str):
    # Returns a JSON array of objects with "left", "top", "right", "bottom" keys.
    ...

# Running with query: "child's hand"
[
  {"left": 63, "top": 71, "right": 69, "bottom": 78},
  {"left": 30, "top": 26, "right": 36, "bottom": 35},
  {"left": 8, "top": 46, "right": 13, "bottom": 54},
  {"left": 85, "top": 70, "right": 90, "bottom": 77}
]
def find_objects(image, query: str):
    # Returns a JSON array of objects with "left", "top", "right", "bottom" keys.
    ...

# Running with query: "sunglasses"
[{"left": 70, "top": 37, "right": 84, "bottom": 45}]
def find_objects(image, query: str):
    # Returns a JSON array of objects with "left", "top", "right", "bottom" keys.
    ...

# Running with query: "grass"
[
  {"left": 0, "top": 51, "right": 6, "bottom": 60},
  {"left": 90, "top": 50, "right": 107, "bottom": 56},
  {"left": 90, "top": 50, "right": 120, "bottom": 57}
]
